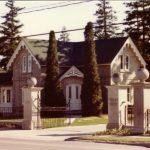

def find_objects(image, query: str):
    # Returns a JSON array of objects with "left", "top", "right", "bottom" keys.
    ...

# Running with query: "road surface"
[
  {"left": 0, "top": 125, "right": 149, "bottom": 150},
  {"left": 0, "top": 138, "right": 149, "bottom": 150}
]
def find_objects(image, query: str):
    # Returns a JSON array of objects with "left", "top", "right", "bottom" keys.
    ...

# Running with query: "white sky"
[{"left": 0, "top": 1, "right": 126, "bottom": 42}]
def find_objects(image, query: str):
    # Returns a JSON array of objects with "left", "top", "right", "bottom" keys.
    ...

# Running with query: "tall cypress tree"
[
  {"left": 44, "top": 31, "right": 65, "bottom": 107},
  {"left": 0, "top": 0, "right": 24, "bottom": 69},
  {"left": 81, "top": 22, "right": 103, "bottom": 116},
  {"left": 95, "top": 0, "right": 118, "bottom": 39}
]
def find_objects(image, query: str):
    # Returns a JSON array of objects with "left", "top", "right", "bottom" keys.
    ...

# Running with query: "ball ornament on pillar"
[
  {"left": 27, "top": 77, "right": 37, "bottom": 87},
  {"left": 136, "top": 65, "right": 149, "bottom": 82},
  {"left": 112, "top": 73, "right": 122, "bottom": 85}
]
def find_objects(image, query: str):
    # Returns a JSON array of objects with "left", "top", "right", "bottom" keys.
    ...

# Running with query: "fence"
[
  {"left": 0, "top": 106, "right": 76, "bottom": 129},
  {"left": 125, "top": 105, "right": 134, "bottom": 126},
  {"left": 147, "top": 109, "right": 150, "bottom": 132},
  {"left": 0, "top": 107, "right": 23, "bottom": 129},
  {"left": 41, "top": 106, "right": 67, "bottom": 128}
]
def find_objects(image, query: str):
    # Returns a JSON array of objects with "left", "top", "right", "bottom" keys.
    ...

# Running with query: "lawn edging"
[{"left": 65, "top": 135, "right": 150, "bottom": 147}]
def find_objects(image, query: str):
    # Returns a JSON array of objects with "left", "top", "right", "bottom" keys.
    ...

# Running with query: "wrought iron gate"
[{"left": 0, "top": 107, "right": 23, "bottom": 129}]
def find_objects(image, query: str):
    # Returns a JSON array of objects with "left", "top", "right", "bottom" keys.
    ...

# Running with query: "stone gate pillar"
[
  {"left": 107, "top": 85, "right": 129, "bottom": 129},
  {"left": 132, "top": 66, "right": 150, "bottom": 134},
  {"left": 132, "top": 82, "right": 150, "bottom": 134},
  {"left": 22, "top": 77, "right": 43, "bottom": 130}
]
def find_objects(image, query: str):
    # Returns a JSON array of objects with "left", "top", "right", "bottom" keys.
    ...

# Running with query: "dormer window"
[{"left": 22, "top": 55, "right": 32, "bottom": 73}]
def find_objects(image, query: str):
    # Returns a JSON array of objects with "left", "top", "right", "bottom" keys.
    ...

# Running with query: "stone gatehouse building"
[{"left": 0, "top": 36, "right": 146, "bottom": 113}]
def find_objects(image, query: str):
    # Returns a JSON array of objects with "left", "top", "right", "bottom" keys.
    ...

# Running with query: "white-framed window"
[
  {"left": 120, "top": 55, "right": 123, "bottom": 70},
  {"left": 22, "top": 56, "right": 27, "bottom": 73},
  {"left": 28, "top": 55, "right": 32, "bottom": 73},
  {"left": 69, "top": 86, "right": 72, "bottom": 99},
  {"left": 76, "top": 86, "right": 79, "bottom": 99},
  {"left": 1, "top": 88, "right": 12, "bottom": 104},
  {"left": 125, "top": 55, "right": 129, "bottom": 71},
  {"left": 22, "top": 55, "right": 32, "bottom": 73},
  {"left": 119, "top": 55, "right": 130, "bottom": 71}
]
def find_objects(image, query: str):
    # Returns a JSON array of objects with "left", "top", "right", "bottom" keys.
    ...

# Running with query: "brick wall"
[
  {"left": 12, "top": 48, "right": 111, "bottom": 113},
  {"left": 12, "top": 48, "right": 41, "bottom": 107}
]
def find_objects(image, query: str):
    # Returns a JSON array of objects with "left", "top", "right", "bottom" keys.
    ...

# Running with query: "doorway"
[{"left": 66, "top": 84, "right": 81, "bottom": 111}]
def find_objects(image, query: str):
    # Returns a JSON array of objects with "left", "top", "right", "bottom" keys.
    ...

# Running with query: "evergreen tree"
[
  {"left": 0, "top": 0, "right": 24, "bottom": 69},
  {"left": 124, "top": 0, "right": 150, "bottom": 57},
  {"left": 58, "top": 26, "right": 70, "bottom": 42},
  {"left": 95, "top": 0, "right": 118, "bottom": 39},
  {"left": 58, "top": 26, "right": 71, "bottom": 65},
  {"left": 81, "top": 22, "right": 103, "bottom": 116},
  {"left": 44, "top": 31, "right": 65, "bottom": 107}
]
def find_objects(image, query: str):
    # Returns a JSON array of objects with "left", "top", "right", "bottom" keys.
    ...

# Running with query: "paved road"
[
  {"left": 0, "top": 125, "right": 149, "bottom": 150},
  {"left": 0, "top": 125, "right": 106, "bottom": 141},
  {"left": 0, "top": 138, "right": 149, "bottom": 150}
]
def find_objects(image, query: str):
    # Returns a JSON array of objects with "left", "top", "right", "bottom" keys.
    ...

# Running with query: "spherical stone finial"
[
  {"left": 27, "top": 77, "right": 37, "bottom": 87},
  {"left": 136, "top": 66, "right": 149, "bottom": 82},
  {"left": 112, "top": 73, "right": 123, "bottom": 85}
]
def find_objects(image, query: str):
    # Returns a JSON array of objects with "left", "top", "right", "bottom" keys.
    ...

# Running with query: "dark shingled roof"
[
  {"left": 72, "top": 37, "right": 128, "bottom": 65},
  {"left": 25, "top": 38, "right": 73, "bottom": 65},
  {"left": 25, "top": 37, "right": 128, "bottom": 66},
  {"left": 0, "top": 72, "right": 12, "bottom": 86}
]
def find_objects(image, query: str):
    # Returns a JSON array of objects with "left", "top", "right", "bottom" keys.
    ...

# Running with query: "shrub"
[{"left": 95, "top": 128, "right": 132, "bottom": 136}]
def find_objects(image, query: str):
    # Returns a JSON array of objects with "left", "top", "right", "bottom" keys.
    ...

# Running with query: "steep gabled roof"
[
  {"left": 23, "top": 38, "right": 73, "bottom": 65},
  {"left": 24, "top": 39, "right": 48, "bottom": 63},
  {"left": 60, "top": 66, "right": 84, "bottom": 81},
  {"left": 25, "top": 37, "right": 128, "bottom": 66},
  {"left": 72, "top": 37, "right": 128, "bottom": 65},
  {"left": 7, "top": 36, "right": 145, "bottom": 70}
]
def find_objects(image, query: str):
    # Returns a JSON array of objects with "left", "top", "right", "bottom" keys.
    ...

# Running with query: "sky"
[{"left": 0, "top": 0, "right": 126, "bottom": 42}]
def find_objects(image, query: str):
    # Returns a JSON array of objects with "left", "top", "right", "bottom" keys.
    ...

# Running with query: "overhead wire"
[
  {"left": 0, "top": 1, "right": 72, "bottom": 15},
  {"left": 0, "top": 1, "right": 93, "bottom": 16},
  {"left": 23, "top": 21, "right": 136, "bottom": 38},
  {"left": 22, "top": 1, "right": 71, "bottom": 10},
  {"left": 0, "top": 0, "right": 130, "bottom": 39},
  {"left": 19, "top": 0, "right": 94, "bottom": 14}
]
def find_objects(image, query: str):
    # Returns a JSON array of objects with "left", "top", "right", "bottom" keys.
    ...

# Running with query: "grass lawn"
[
  {"left": 41, "top": 115, "right": 108, "bottom": 128},
  {"left": 77, "top": 135, "right": 150, "bottom": 144},
  {"left": 71, "top": 115, "right": 108, "bottom": 126},
  {"left": 0, "top": 115, "right": 108, "bottom": 129},
  {"left": 41, "top": 118, "right": 66, "bottom": 128}
]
